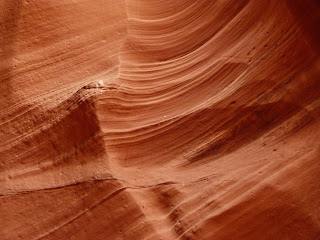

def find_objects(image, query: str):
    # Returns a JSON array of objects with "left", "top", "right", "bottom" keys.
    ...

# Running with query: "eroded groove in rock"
[{"left": 1, "top": 0, "right": 320, "bottom": 239}]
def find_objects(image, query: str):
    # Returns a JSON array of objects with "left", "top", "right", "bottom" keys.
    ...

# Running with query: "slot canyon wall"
[{"left": 0, "top": 0, "right": 320, "bottom": 239}]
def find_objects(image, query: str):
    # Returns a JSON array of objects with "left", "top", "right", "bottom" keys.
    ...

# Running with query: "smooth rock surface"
[{"left": 1, "top": 0, "right": 320, "bottom": 239}]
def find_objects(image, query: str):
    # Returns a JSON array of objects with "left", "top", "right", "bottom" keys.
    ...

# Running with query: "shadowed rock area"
[{"left": 0, "top": 0, "right": 320, "bottom": 239}]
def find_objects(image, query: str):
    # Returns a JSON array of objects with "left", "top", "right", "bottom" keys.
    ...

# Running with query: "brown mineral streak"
[{"left": 0, "top": 0, "right": 320, "bottom": 239}]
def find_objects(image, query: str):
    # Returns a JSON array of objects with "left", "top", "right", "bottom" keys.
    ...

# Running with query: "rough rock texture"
[{"left": 1, "top": 0, "right": 320, "bottom": 239}]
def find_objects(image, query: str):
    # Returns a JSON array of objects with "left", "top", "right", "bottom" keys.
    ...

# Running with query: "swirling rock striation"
[{"left": 1, "top": 0, "right": 320, "bottom": 239}]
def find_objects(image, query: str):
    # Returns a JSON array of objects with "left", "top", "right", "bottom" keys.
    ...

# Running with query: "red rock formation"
[{"left": 1, "top": 0, "right": 320, "bottom": 239}]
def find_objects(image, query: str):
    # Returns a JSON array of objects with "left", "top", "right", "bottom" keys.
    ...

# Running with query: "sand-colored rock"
[{"left": 1, "top": 0, "right": 320, "bottom": 239}]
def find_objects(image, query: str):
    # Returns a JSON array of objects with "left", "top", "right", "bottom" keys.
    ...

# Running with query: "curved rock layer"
[{"left": 1, "top": 0, "right": 320, "bottom": 239}]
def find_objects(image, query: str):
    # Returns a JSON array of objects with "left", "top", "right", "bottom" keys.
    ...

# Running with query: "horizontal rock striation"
[{"left": 1, "top": 0, "right": 320, "bottom": 239}]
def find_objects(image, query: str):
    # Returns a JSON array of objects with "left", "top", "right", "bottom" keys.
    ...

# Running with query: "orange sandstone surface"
[{"left": 1, "top": 1, "right": 320, "bottom": 239}]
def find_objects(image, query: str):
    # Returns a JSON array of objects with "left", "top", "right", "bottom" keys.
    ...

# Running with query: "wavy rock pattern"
[{"left": 1, "top": 0, "right": 320, "bottom": 239}]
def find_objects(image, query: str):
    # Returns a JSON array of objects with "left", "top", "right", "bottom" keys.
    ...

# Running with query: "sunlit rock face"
[{"left": 0, "top": 0, "right": 319, "bottom": 239}]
